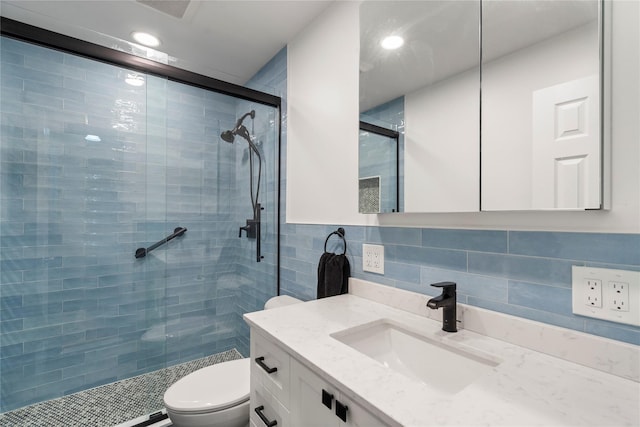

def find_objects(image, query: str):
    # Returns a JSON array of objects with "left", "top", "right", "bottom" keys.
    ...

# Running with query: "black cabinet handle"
[
  {"left": 336, "top": 400, "right": 349, "bottom": 422},
  {"left": 255, "top": 405, "right": 277, "bottom": 427},
  {"left": 322, "top": 389, "right": 334, "bottom": 409},
  {"left": 255, "top": 356, "right": 278, "bottom": 374}
]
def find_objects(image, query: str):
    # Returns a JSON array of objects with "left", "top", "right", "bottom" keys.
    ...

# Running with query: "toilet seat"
[{"left": 164, "top": 358, "right": 250, "bottom": 414}]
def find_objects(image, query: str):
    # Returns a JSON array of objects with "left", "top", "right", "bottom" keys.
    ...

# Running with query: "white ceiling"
[{"left": 0, "top": 0, "right": 334, "bottom": 85}]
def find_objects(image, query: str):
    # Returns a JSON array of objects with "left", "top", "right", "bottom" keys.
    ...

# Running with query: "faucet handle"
[{"left": 430, "top": 281, "right": 456, "bottom": 292}]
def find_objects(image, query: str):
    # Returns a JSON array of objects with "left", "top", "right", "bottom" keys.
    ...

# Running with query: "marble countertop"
[{"left": 244, "top": 289, "right": 640, "bottom": 427}]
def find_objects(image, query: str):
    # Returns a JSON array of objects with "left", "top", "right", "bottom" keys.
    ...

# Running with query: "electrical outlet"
[
  {"left": 608, "top": 281, "right": 629, "bottom": 312},
  {"left": 572, "top": 266, "right": 640, "bottom": 326},
  {"left": 585, "top": 279, "right": 602, "bottom": 307},
  {"left": 362, "top": 244, "right": 384, "bottom": 274}
]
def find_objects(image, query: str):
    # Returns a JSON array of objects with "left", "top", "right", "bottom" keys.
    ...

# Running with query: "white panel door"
[{"left": 532, "top": 75, "right": 600, "bottom": 209}]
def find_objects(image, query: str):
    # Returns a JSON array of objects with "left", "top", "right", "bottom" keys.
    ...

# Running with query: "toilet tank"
[{"left": 264, "top": 295, "right": 302, "bottom": 310}]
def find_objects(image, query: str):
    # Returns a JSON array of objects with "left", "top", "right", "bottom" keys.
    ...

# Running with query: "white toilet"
[{"left": 163, "top": 295, "right": 302, "bottom": 427}]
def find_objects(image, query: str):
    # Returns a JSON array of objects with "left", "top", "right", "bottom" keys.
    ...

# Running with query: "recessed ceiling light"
[
  {"left": 381, "top": 35, "right": 404, "bottom": 50},
  {"left": 125, "top": 73, "right": 146, "bottom": 87},
  {"left": 131, "top": 31, "right": 161, "bottom": 47}
]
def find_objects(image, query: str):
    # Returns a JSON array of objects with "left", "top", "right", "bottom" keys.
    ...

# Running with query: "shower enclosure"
[{"left": 0, "top": 21, "right": 280, "bottom": 423}]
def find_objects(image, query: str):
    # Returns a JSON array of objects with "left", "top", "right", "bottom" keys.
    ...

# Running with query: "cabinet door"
[
  {"left": 290, "top": 359, "right": 390, "bottom": 427},
  {"left": 290, "top": 359, "right": 338, "bottom": 427}
]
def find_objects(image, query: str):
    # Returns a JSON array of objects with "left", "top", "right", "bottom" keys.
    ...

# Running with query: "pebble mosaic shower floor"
[{"left": 0, "top": 349, "right": 243, "bottom": 427}]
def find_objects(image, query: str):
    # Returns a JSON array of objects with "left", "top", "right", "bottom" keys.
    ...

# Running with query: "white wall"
[
  {"left": 405, "top": 68, "right": 479, "bottom": 212},
  {"left": 287, "top": 1, "right": 373, "bottom": 225},
  {"left": 286, "top": 0, "right": 639, "bottom": 233}
]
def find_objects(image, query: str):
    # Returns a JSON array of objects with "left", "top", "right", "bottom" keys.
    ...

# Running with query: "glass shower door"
[
  {"left": 141, "top": 77, "right": 281, "bottom": 418},
  {"left": 0, "top": 35, "right": 166, "bottom": 420},
  {"left": 155, "top": 81, "right": 281, "bottom": 364}
]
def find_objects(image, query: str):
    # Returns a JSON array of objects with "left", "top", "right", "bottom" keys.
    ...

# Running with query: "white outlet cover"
[
  {"left": 572, "top": 266, "right": 640, "bottom": 327},
  {"left": 362, "top": 243, "right": 384, "bottom": 274}
]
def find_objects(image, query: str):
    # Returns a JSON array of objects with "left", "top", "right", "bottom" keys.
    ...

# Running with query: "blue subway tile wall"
[{"left": 0, "top": 36, "right": 279, "bottom": 412}]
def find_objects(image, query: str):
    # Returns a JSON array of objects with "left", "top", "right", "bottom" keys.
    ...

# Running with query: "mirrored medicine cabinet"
[{"left": 358, "top": 0, "right": 604, "bottom": 213}]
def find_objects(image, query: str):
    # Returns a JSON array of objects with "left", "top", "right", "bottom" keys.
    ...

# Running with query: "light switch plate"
[{"left": 572, "top": 266, "right": 640, "bottom": 326}]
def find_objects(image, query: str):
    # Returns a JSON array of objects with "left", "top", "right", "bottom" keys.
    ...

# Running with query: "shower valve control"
[{"left": 239, "top": 219, "right": 258, "bottom": 239}]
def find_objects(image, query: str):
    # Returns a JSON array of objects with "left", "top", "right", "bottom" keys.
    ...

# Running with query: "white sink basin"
[{"left": 331, "top": 319, "right": 499, "bottom": 393}]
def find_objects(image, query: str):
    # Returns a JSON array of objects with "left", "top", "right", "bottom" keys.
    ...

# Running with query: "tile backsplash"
[{"left": 280, "top": 225, "right": 640, "bottom": 345}]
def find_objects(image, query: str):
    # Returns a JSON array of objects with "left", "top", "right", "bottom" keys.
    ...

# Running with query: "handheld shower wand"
[
  {"left": 221, "top": 110, "right": 264, "bottom": 262},
  {"left": 220, "top": 110, "right": 261, "bottom": 216}
]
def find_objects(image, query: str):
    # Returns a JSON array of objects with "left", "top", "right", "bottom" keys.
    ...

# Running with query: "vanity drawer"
[
  {"left": 251, "top": 329, "right": 291, "bottom": 407},
  {"left": 250, "top": 382, "right": 290, "bottom": 427}
]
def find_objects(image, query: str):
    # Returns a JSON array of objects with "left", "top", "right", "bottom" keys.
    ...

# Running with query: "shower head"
[
  {"left": 220, "top": 110, "right": 255, "bottom": 143},
  {"left": 221, "top": 130, "right": 235, "bottom": 143}
]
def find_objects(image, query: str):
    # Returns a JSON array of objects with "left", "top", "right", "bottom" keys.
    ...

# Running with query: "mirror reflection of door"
[
  {"left": 532, "top": 75, "right": 600, "bottom": 208},
  {"left": 481, "top": 0, "right": 602, "bottom": 211}
]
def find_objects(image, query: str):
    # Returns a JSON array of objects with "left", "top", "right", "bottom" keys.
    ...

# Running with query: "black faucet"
[{"left": 426, "top": 282, "right": 457, "bottom": 332}]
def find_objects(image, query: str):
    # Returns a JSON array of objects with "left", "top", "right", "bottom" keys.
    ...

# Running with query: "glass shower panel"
[
  {"left": 230, "top": 101, "right": 280, "bottom": 356},
  {"left": 0, "top": 35, "right": 160, "bottom": 412},
  {"left": 157, "top": 83, "right": 280, "bottom": 363},
  {"left": 154, "top": 80, "right": 238, "bottom": 367}
]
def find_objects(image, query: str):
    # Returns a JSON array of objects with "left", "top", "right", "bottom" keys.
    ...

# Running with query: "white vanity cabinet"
[{"left": 250, "top": 327, "right": 390, "bottom": 427}]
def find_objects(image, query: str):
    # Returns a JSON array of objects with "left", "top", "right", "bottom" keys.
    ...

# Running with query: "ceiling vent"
[{"left": 136, "top": 0, "right": 191, "bottom": 19}]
